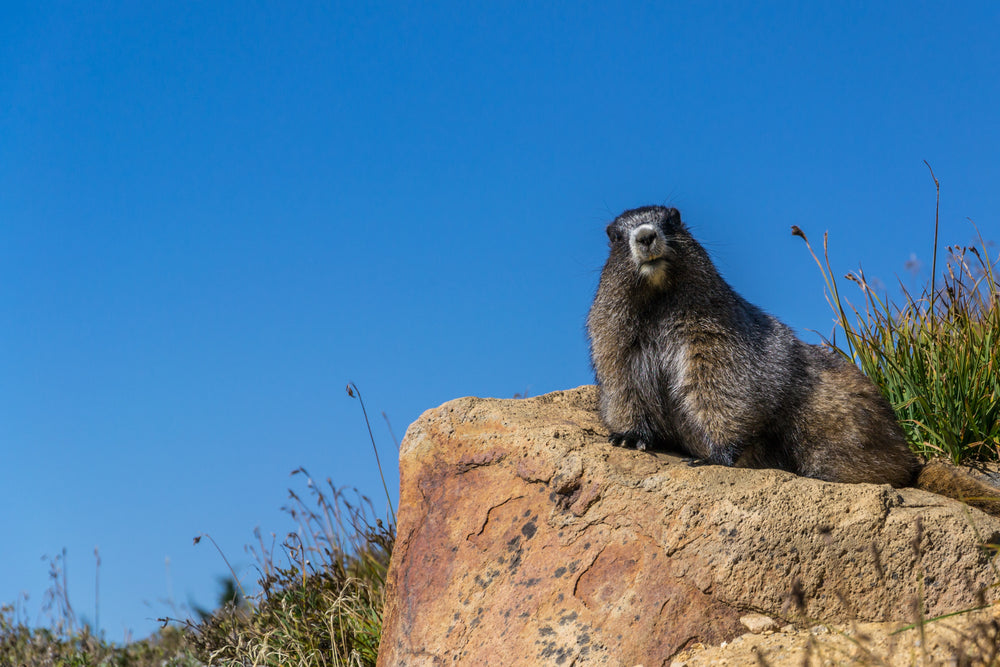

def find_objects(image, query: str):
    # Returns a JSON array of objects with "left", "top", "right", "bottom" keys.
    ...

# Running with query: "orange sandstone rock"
[{"left": 378, "top": 387, "right": 1000, "bottom": 666}]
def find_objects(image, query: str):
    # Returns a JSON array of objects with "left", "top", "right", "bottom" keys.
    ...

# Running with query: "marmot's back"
[{"left": 586, "top": 206, "right": 920, "bottom": 487}]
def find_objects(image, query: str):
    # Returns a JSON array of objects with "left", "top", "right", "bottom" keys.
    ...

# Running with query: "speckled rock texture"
[
  {"left": 671, "top": 607, "right": 1000, "bottom": 666},
  {"left": 377, "top": 386, "right": 1000, "bottom": 667}
]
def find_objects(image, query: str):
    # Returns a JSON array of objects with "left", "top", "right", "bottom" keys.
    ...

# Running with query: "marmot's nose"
[{"left": 634, "top": 228, "right": 657, "bottom": 248}]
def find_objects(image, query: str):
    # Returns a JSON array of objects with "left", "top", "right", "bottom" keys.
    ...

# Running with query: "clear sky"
[{"left": 2, "top": 1, "right": 998, "bottom": 640}]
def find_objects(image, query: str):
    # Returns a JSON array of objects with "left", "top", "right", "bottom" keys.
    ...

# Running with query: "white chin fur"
[{"left": 638, "top": 259, "right": 669, "bottom": 287}]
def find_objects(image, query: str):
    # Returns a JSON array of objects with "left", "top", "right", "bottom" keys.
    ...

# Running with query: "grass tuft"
[
  {"left": 0, "top": 602, "right": 201, "bottom": 667},
  {"left": 190, "top": 473, "right": 394, "bottom": 667},
  {"left": 793, "top": 177, "right": 1000, "bottom": 464}
]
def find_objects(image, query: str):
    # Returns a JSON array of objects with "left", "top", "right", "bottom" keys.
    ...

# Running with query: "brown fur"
[{"left": 916, "top": 461, "right": 1000, "bottom": 516}]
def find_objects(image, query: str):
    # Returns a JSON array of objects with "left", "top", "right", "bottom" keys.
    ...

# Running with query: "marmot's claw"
[
  {"left": 608, "top": 432, "right": 647, "bottom": 450},
  {"left": 686, "top": 457, "right": 709, "bottom": 467}
]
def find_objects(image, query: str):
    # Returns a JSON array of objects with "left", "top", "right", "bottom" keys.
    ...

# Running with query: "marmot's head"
[{"left": 605, "top": 206, "right": 685, "bottom": 287}]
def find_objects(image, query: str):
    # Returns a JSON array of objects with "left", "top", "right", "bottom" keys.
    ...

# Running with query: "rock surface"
[
  {"left": 377, "top": 386, "right": 1000, "bottom": 666},
  {"left": 739, "top": 613, "right": 778, "bottom": 634},
  {"left": 671, "top": 607, "right": 1000, "bottom": 666}
]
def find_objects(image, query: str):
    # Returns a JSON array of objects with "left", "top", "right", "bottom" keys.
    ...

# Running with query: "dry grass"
[{"left": 190, "top": 473, "right": 394, "bottom": 667}]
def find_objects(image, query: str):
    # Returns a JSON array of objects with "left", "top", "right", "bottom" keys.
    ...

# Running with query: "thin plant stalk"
[
  {"left": 924, "top": 160, "right": 940, "bottom": 329},
  {"left": 346, "top": 382, "right": 397, "bottom": 525},
  {"left": 192, "top": 534, "right": 247, "bottom": 602}
]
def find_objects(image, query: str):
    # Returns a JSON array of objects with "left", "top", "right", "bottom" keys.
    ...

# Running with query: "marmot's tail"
[{"left": 915, "top": 460, "right": 1000, "bottom": 517}]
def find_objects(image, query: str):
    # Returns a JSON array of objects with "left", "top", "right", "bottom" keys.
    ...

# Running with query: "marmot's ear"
[
  {"left": 665, "top": 208, "right": 683, "bottom": 227},
  {"left": 606, "top": 224, "right": 624, "bottom": 244}
]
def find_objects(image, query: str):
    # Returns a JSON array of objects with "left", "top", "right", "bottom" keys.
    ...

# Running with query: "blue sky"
[{"left": 2, "top": 2, "right": 998, "bottom": 640}]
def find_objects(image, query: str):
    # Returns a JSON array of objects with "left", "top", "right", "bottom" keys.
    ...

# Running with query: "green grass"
[
  {"left": 185, "top": 383, "right": 396, "bottom": 666},
  {"left": 0, "top": 604, "right": 201, "bottom": 667},
  {"left": 190, "top": 474, "right": 394, "bottom": 667},
  {"left": 0, "top": 545, "right": 202, "bottom": 667},
  {"left": 793, "top": 171, "right": 999, "bottom": 464}
]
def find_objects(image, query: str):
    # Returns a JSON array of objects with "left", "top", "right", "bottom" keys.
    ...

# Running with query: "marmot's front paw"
[
  {"left": 608, "top": 431, "right": 649, "bottom": 451},
  {"left": 685, "top": 447, "right": 740, "bottom": 467}
]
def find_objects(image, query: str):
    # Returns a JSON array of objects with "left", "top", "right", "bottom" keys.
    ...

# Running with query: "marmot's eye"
[{"left": 606, "top": 225, "right": 623, "bottom": 244}]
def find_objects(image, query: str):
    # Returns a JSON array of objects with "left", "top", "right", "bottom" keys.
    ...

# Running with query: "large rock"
[{"left": 377, "top": 387, "right": 1000, "bottom": 666}]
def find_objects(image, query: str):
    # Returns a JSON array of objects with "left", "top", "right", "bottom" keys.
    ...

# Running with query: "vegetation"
[
  {"left": 188, "top": 473, "right": 393, "bottom": 667},
  {"left": 794, "top": 167, "right": 1000, "bottom": 464},
  {"left": 0, "top": 475, "right": 394, "bottom": 667},
  {"left": 176, "top": 382, "right": 396, "bottom": 667},
  {"left": 0, "top": 602, "right": 200, "bottom": 667},
  {"left": 1, "top": 385, "right": 395, "bottom": 667}
]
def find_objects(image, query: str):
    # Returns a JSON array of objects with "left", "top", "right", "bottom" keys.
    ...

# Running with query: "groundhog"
[{"left": 587, "top": 205, "right": 1000, "bottom": 509}]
